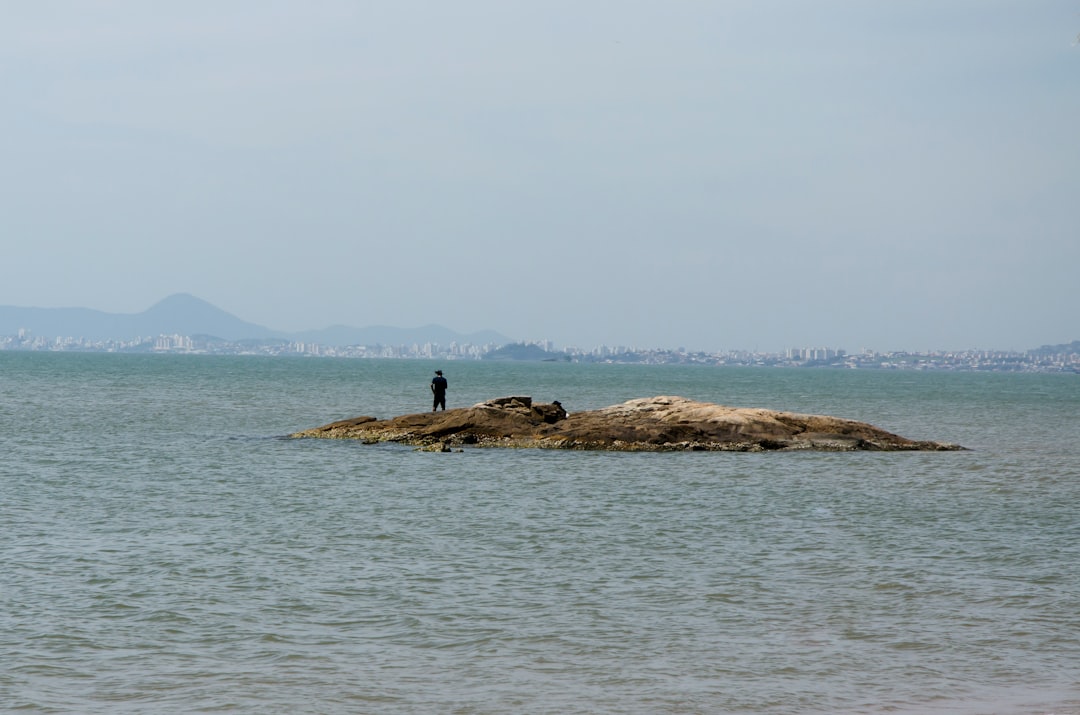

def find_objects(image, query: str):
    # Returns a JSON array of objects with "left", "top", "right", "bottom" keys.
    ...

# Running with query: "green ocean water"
[{"left": 1, "top": 352, "right": 1078, "bottom": 714}]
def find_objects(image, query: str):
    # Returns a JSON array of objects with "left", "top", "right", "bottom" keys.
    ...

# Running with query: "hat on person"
[{"left": 435, "top": 370, "right": 443, "bottom": 375}]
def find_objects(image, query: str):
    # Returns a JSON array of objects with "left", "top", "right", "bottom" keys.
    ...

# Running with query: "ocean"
[{"left": 1, "top": 352, "right": 1077, "bottom": 714}]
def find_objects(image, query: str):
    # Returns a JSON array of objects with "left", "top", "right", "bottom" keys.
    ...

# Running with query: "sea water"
[{"left": 1, "top": 352, "right": 1077, "bottom": 714}]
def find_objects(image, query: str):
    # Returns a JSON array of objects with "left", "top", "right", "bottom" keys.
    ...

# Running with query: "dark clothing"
[{"left": 431, "top": 375, "right": 448, "bottom": 411}]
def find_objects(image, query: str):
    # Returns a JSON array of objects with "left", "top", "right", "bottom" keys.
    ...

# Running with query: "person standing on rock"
[{"left": 431, "top": 370, "right": 448, "bottom": 412}]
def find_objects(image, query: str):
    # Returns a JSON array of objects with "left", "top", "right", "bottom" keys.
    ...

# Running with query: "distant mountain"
[
  {"left": 134, "top": 293, "right": 281, "bottom": 340},
  {"left": 1031, "top": 340, "right": 1080, "bottom": 355},
  {"left": 0, "top": 294, "right": 280, "bottom": 342},
  {"left": 0, "top": 293, "right": 512, "bottom": 347}
]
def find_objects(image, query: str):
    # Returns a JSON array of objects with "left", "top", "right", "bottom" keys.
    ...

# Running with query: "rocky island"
[{"left": 291, "top": 395, "right": 964, "bottom": 452}]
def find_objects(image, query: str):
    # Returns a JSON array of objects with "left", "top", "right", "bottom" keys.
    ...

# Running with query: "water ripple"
[{"left": 2, "top": 355, "right": 1078, "bottom": 713}]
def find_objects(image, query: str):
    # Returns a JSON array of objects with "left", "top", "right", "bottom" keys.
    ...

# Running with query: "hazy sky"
[{"left": 3, "top": 1, "right": 1077, "bottom": 352}]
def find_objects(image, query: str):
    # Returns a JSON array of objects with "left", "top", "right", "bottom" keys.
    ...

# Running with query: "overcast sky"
[{"left": 2, "top": 1, "right": 1077, "bottom": 352}]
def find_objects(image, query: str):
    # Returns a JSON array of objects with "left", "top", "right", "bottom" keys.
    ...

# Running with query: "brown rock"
[{"left": 291, "top": 396, "right": 963, "bottom": 452}]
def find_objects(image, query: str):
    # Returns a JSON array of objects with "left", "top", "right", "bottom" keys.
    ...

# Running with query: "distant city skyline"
[
  {"left": 3, "top": 2, "right": 1077, "bottom": 352},
  {"left": 5, "top": 322, "right": 1078, "bottom": 375},
  {"left": 1, "top": 293, "right": 1076, "bottom": 357}
]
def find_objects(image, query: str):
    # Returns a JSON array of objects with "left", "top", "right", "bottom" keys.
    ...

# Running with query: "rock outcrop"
[{"left": 291, "top": 396, "right": 964, "bottom": 452}]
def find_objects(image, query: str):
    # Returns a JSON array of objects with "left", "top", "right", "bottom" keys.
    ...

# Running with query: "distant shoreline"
[{"left": 1, "top": 337, "right": 1077, "bottom": 373}]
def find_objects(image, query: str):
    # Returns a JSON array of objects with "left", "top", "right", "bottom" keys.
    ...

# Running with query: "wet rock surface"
[{"left": 291, "top": 395, "right": 965, "bottom": 452}]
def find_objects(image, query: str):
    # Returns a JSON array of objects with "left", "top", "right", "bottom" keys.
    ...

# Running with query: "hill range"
[{"left": 0, "top": 294, "right": 512, "bottom": 348}]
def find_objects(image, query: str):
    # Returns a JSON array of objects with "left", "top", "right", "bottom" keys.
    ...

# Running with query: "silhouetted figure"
[{"left": 431, "top": 370, "right": 448, "bottom": 412}]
